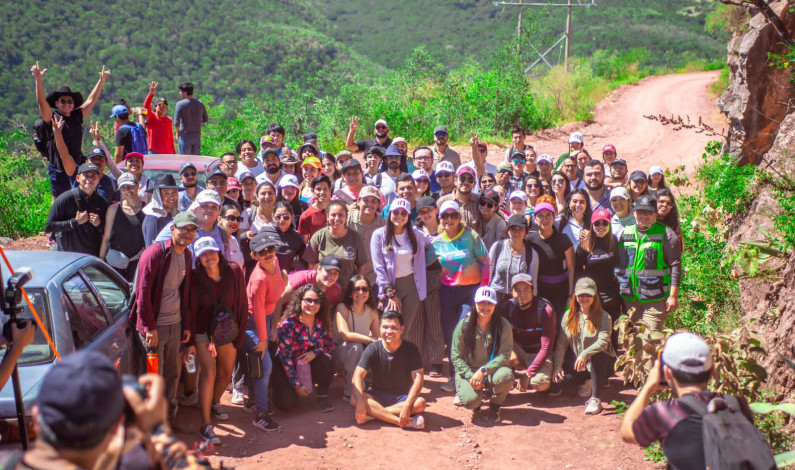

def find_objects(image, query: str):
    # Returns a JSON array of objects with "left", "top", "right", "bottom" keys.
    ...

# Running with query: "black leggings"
[
  {"left": 270, "top": 353, "right": 334, "bottom": 411},
  {"left": 556, "top": 351, "right": 614, "bottom": 399},
  {"left": 600, "top": 292, "right": 624, "bottom": 352}
]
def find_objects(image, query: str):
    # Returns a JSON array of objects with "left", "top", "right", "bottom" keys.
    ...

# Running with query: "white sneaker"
[
  {"left": 584, "top": 397, "right": 603, "bottom": 415},
  {"left": 577, "top": 379, "right": 592, "bottom": 398},
  {"left": 452, "top": 394, "right": 462, "bottom": 407},
  {"left": 407, "top": 414, "right": 425, "bottom": 429},
  {"left": 231, "top": 389, "right": 245, "bottom": 405}
]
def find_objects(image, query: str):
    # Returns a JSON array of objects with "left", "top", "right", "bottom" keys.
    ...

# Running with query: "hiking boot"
[
  {"left": 441, "top": 378, "right": 456, "bottom": 393},
  {"left": 231, "top": 389, "right": 246, "bottom": 405},
  {"left": 577, "top": 379, "right": 593, "bottom": 398},
  {"left": 317, "top": 396, "right": 334, "bottom": 413},
  {"left": 252, "top": 413, "right": 281, "bottom": 432},
  {"left": 429, "top": 364, "right": 444, "bottom": 378},
  {"left": 584, "top": 397, "right": 603, "bottom": 415},
  {"left": 199, "top": 424, "right": 221, "bottom": 445},
  {"left": 179, "top": 391, "right": 199, "bottom": 408},
  {"left": 211, "top": 403, "right": 230, "bottom": 421},
  {"left": 482, "top": 404, "right": 501, "bottom": 424},
  {"left": 407, "top": 414, "right": 425, "bottom": 430}
]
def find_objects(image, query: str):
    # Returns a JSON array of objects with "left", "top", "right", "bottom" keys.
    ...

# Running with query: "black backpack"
[
  {"left": 33, "top": 116, "right": 51, "bottom": 157},
  {"left": 678, "top": 393, "right": 776, "bottom": 470}
]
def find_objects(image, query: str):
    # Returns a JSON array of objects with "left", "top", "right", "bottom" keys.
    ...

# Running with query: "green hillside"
[
  {"left": 0, "top": 0, "right": 381, "bottom": 129},
  {"left": 324, "top": 0, "right": 728, "bottom": 70}
]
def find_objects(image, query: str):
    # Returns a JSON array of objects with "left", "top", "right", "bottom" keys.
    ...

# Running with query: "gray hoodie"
[{"left": 142, "top": 188, "right": 179, "bottom": 246}]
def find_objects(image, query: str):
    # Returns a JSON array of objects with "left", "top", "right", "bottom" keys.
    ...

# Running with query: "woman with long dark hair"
[
  {"left": 414, "top": 197, "right": 446, "bottom": 376},
  {"left": 99, "top": 173, "right": 145, "bottom": 282},
  {"left": 476, "top": 189, "right": 507, "bottom": 249},
  {"left": 276, "top": 284, "right": 335, "bottom": 412},
  {"left": 575, "top": 209, "right": 622, "bottom": 350},
  {"left": 217, "top": 203, "right": 245, "bottom": 269},
  {"left": 550, "top": 171, "right": 571, "bottom": 214},
  {"left": 333, "top": 275, "right": 379, "bottom": 402},
  {"left": 451, "top": 286, "right": 513, "bottom": 424},
  {"left": 648, "top": 166, "right": 667, "bottom": 196},
  {"left": 188, "top": 237, "right": 248, "bottom": 444},
  {"left": 258, "top": 201, "right": 306, "bottom": 274},
  {"left": 524, "top": 175, "right": 543, "bottom": 209},
  {"left": 655, "top": 188, "right": 683, "bottom": 250},
  {"left": 557, "top": 189, "right": 592, "bottom": 246},
  {"left": 527, "top": 202, "right": 575, "bottom": 316},
  {"left": 552, "top": 277, "right": 615, "bottom": 416},
  {"left": 371, "top": 198, "right": 430, "bottom": 342},
  {"left": 489, "top": 214, "right": 539, "bottom": 305},
  {"left": 626, "top": 170, "right": 650, "bottom": 203}
]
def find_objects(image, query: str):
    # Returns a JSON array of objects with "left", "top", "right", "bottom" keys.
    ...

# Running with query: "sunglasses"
[
  {"left": 436, "top": 172, "right": 452, "bottom": 178},
  {"left": 222, "top": 215, "right": 244, "bottom": 222},
  {"left": 440, "top": 212, "right": 460, "bottom": 220},
  {"left": 563, "top": 163, "right": 577, "bottom": 169},
  {"left": 414, "top": 156, "right": 432, "bottom": 161},
  {"left": 551, "top": 178, "right": 565, "bottom": 184},
  {"left": 434, "top": 132, "right": 447, "bottom": 138},
  {"left": 392, "top": 210, "right": 409, "bottom": 217},
  {"left": 525, "top": 183, "right": 540, "bottom": 188},
  {"left": 182, "top": 171, "right": 197, "bottom": 177},
  {"left": 258, "top": 246, "right": 277, "bottom": 254},
  {"left": 479, "top": 200, "right": 496, "bottom": 209},
  {"left": 58, "top": 99, "right": 74, "bottom": 104},
  {"left": 459, "top": 176, "right": 475, "bottom": 183},
  {"left": 156, "top": 104, "right": 167, "bottom": 108},
  {"left": 478, "top": 147, "right": 487, "bottom": 153},
  {"left": 498, "top": 169, "right": 512, "bottom": 174},
  {"left": 593, "top": 220, "right": 610, "bottom": 227},
  {"left": 177, "top": 226, "right": 198, "bottom": 234},
  {"left": 274, "top": 214, "right": 292, "bottom": 221},
  {"left": 302, "top": 297, "right": 322, "bottom": 305},
  {"left": 416, "top": 178, "right": 429, "bottom": 185},
  {"left": 375, "top": 125, "right": 387, "bottom": 130},
  {"left": 354, "top": 286, "right": 369, "bottom": 293},
  {"left": 512, "top": 158, "right": 526, "bottom": 164}
]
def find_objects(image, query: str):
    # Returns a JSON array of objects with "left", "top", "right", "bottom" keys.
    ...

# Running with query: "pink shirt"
[{"left": 247, "top": 259, "right": 285, "bottom": 341}]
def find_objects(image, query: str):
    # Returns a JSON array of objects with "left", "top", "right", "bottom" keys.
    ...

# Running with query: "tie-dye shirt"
[{"left": 433, "top": 228, "right": 490, "bottom": 287}]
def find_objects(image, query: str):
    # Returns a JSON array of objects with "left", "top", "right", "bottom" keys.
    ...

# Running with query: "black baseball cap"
[
  {"left": 507, "top": 214, "right": 528, "bottom": 229},
  {"left": 630, "top": 170, "right": 648, "bottom": 182},
  {"left": 36, "top": 351, "right": 125, "bottom": 449},
  {"left": 86, "top": 148, "right": 106, "bottom": 160},
  {"left": 342, "top": 159, "right": 362, "bottom": 171},
  {"left": 634, "top": 194, "right": 657, "bottom": 212},
  {"left": 77, "top": 162, "right": 99, "bottom": 175},
  {"left": 610, "top": 158, "right": 627, "bottom": 167},
  {"left": 250, "top": 231, "right": 279, "bottom": 252},
  {"left": 416, "top": 196, "right": 437, "bottom": 211},
  {"left": 479, "top": 189, "right": 500, "bottom": 206},
  {"left": 303, "top": 132, "right": 318, "bottom": 143},
  {"left": 434, "top": 125, "right": 448, "bottom": 135},
  {"left": 319, "top": 254, "right": 342, "bottom": 272},
  {"left": 208, "top": 168, "right": 228, "bottom": 180},
  {"left": 179, "top": 162, "right": 197, "bottom": 175}
]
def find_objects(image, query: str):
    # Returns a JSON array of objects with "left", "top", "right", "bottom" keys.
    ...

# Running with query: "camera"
[
  {"left": 121, "top": 375, "right": 148, "bottom": 423},
  {"left": 2, "top": 269, "right": 35, "bottom": 343}
]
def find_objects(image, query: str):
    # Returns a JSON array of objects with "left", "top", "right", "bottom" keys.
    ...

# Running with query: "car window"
[
  {"left": 82, "top": 265, "right": 131, "bottom": 320},
  {"left": 62, "top": 273, "right": 110, "bottom": 349},
  {"left": 143, "top": 169, "right": 207, "bottom": 186},
  {"left": 0, "top": 288, "right": 54, "bottom": 366}
]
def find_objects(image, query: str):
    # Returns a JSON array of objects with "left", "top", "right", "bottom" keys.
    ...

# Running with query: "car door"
[
  {"left": 80, "top": 263, "right": 140, "bottom": 374},
  {"left": 61, "top": 270, "right": 121, "bottom": 368}
]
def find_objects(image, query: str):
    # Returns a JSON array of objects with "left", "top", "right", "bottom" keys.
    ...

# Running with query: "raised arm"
[
  {"left": 345, "top": 117, "right": 360, "bottom": 152},
  {"left": 81, "top": 66, "right": 111, "bottom": 119},
  {"left": 470, "top": 132, "right": 485, "bottom": 178},
  {"left": 90, "top": 121, "right": 121, "bottom": 177},
  {"left": 30, "top": 62, "right": 52, "bottom": 122},
  {"left": 52, "top": 115, "right": 77, "bottom": 177}
]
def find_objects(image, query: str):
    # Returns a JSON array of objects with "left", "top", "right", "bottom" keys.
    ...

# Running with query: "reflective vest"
[{"left": 615, "top": 223, "right": 671, "bottom": 303}]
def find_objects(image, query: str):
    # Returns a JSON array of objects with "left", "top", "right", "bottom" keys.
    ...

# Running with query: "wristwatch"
[{"left": 480, "top": 367, "right": 487, "bottom": 374}]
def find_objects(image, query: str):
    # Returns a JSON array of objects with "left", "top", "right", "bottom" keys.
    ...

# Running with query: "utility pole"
[
  {"left": 564, "top": 0, "right": 572, "bottom": 73},
  {"left": 517, "top": 0, "right": 523, "bottom": 49}
]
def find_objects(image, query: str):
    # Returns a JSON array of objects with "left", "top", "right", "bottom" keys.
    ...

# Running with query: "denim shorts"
[{"left": 367, "top": 389, "right": 408, "bottom": 407}]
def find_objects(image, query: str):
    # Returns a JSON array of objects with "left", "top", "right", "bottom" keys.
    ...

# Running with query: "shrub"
[{"left": 0, "top": 132, "right": 51, "bottom": 238}]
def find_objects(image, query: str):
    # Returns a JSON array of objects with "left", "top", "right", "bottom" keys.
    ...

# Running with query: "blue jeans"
[
  {"left": 439, "top": 284, "right": 479, "bottom": 362},
  {"left": 243, "top": 327, "right": 272, "bottom": 414},
  {"left": 178, "top": 132, "right": 201, "bottom": 155}
]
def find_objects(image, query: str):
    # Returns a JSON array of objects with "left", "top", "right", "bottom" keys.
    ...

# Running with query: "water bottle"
[
  {"left": 146, "top": 352, "right": 159, "bottom": 374},
  {"left": 185, "top": 353, "right": 196, "bottom": 374},
  {"left": 297, "top": 359, "right": 313, "bottom": 390}
]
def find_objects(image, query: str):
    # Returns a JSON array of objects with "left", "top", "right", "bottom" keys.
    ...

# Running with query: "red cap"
[
  {"left": 227, "top": 177, "right": 242, "bottom": 190},
  {"left": 602, "top": 144, "right": 616, "bottom": 154},
  {"left": 591, "top": 208, "right": 612, "bottom": 224},
  {"left": 124, "top": 152, "right": 144, "bottom": 161}
]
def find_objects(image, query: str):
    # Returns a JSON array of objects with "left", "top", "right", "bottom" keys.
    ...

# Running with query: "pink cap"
[
  {"left": 456, "top": 166, "right": 476, "bottom": 178},
  {"left": 533, "top": 202, "right": 556, "bottom": 215},
  {"left": 602, "top": 144, "right": 616, "bottom": 154},
  {"left": 227, "top": 177, "right": 242, "bottom": 190},
  {"left": 591, "top": 208, "right": 611, "bottom": 223}
]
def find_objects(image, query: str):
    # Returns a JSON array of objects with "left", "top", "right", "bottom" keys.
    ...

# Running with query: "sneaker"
[
  {"left": 231, "top": 389, "right": 246, "bottom": 405},
  {"left": 317, "top": 396, "right": 334, "bottom": 413},
  {"left": 252, "top": 413, "right": 281, "bottom": 432},
  {"left": 211, "top": 403, "right": 230, "bottom": 421},
  {"left": 429, "top": 364, "right": 444, "bottom": 378},
  {"left": 452, "top": 394, "right": 462, "bottom": 407},
  {"left": 179, "top": 391, "right": 199, "bottom": 408},
  {"left": 577, "top": 379, "right": 592, "bottom": 398},
  {"left": 244, "top": 400, "right": 257, "bottom": 414},
  {"left": 441, "top": 378, "right": 456, "bottom": 393},
  {"left": 407, "top": 414, "right": 425, "bottom": 429},
  {"left": 584, "top": 397, "right": 603, "bottom": 415},
  {"left": 548, "top": 385, "right": 563, "bottom": 397},
  {"left": 482, "top": 404, "right": 501, "bottom": 423},
  {"left": 199, "top": 424, "right": 221, "bottom": 445}
]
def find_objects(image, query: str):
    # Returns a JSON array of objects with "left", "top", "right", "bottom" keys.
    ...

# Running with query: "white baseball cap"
[
  {"left": 375, "top": 119, "right": 388, "bottom": 128},
  {"left": 649, "top": 165, "right": 664, "bottom": 176},
  {"left": 389, "top": 198, "right": 411, "bottom": 214},
  {"left": 537, "top": 154, "right": 554, "bottom": 164},
  {"left": 439, "top": 200, "right": 460, "bottom": 216},
  {"left": 509, "top": 190, "right": 527, "bottom": 202},
  {"left": 194, "top": 236, "right": 220, "bottom": 258},
  {"left": 610, "top": 186, "right": 630, "bottom": 200},
  {"left": 569, "top": 132, "right": 584, "bottom": 144},
  {"left": 393, "top": 136, "right": 407, "bottom": 144},
  {"left": 474, "top": 286, "right": 498, "bottom": 305},
  {"left": 195, "top": 189, "right": 222, "bottom": 206},
  {"left": 412, "top": 169, "right": 430, "bottom": 180},
  {"left": 436, "top": 161, "right": 455, "bottom": 174},
  {"left": 278, "top": 174, "right": 300, "bottom": 190},
  {"left": 662, "top": 332, "right": 713, "bottom": 374}
]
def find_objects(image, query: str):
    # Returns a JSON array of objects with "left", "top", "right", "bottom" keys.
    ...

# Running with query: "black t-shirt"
[
  {"left": 46, "top": 109, "right": 85, "bottom": 170},
  {"left": 574, "top": 234, "right": 619, "bottom": 294},
  {"left": 358, "top": 339, "right": 422, "bottom": 395},
  {"left": 260, "top": 224, "right": 306, "bottom": 273},
  {"left": 355, "top": 137, "right": 392, "bottom": 153},
  {"left": 527, "top": 230, "right": 572, "bottom": 278},
  {"left": 115, "top": 125, "right": 133, "bottom": 156}
]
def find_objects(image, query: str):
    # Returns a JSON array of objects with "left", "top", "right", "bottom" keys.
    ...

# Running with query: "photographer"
[
  {"left": 0, "top": 321, "right": 35, "bottom": 391},
  {"left": 8, "top": 350, "right": 218, "bottom": 470}
]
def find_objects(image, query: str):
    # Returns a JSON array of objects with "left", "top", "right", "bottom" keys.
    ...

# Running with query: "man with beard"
[
  {"left": 388, "top": 136, "right": 409, "bottom": 173},
  {"left": 219, "top": 152, "right": 239, "bottom": 178},
  {"left": 45, "top": 163, "right": 109, "bottom": 256},
  {"left": 431, "top": 125, "right": 461, "bottom": 170},
  {"left": 499, "top": 274, "right": 556, "bottom": 393},
  {"left": 411, "top": 146, "right": 436, "bottom": 188},
  {"left": 346, "top": 117, "right": 393, "bottom": 154},
  {"left": 378, "top": 145, "right": 405, "bottom": 206},
  {"left": 178, "top": 162, "right": 204, "bottom": 211},
  {"left": 204, "top": 168, "right": 239, "bottom": 207},
  {"left": 583, "top": 160, "right": 612, "bottom": 214},
  {"left": 256, "top": 148, "right": 284, "bottom": 186},
  {"left": 436, "top": 166, "right": 479, "bottom": 231},
  {"left": 606, "top": 158, "right": 629, "bottom": 190},
  {"left": 435, "top": 161, "right": 457, "bottom": 198}
]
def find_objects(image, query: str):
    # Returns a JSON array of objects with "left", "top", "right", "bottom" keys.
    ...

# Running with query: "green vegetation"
[{"left": 0, "top": 133, "right": 50, "bottom": 238}]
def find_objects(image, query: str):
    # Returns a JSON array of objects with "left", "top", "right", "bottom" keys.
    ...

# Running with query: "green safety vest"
[{"left": 615, "top": 223, "right": 671, "bottom": 303}]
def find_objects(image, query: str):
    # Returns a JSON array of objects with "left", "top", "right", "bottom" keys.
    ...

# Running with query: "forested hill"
[{"left": 0, "top": 0, "right": 380, "bottom": 128}]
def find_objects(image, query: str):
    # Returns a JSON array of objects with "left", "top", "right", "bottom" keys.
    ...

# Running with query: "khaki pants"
[
  {"left": 512, "top": 344, "right": 553, "bottom": 389},
  {"left": 455, "top": 366, "right": 514, "bottom": 409},
  {"left": 626, "top": 298, "right": 668, "bottom": 332}
]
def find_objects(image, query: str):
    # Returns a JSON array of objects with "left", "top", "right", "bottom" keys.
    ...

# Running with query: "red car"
[{"left": 141, "top": 154, "right": 220, "bottom": 186}]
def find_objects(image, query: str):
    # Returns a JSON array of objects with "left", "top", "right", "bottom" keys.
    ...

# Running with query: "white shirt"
[{"left": 394, "top": 232, "right": 414, "bottom": 278}]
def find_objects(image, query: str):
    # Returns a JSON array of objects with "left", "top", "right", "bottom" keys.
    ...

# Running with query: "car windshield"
[
  {"left": 143, "top": 169, "right": 207, "bottom": 187},
  {"left": 0, "top": 288, "right": 54, "bottom": 366}
]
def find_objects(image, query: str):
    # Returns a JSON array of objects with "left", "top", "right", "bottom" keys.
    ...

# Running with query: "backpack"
[
  {"left": 677, "top": 393, "right": 776, "bottom": 470},
  {"left": 489, "top": 239, "right": 534, "bottom": 283},
  {"left": 121, "top": 123, "right": 148, "bottom": 154},
  {"left": 33, "top": 116, "right": 52, "bottom": 157}
]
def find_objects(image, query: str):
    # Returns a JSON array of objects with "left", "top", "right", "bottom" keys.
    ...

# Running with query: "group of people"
[{"left": 29, "top": 65, "right": 772, "bottom": 469}]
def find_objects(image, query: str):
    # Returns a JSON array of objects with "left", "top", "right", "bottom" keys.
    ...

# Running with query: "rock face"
[
  {"left": 728, "top": 112, "right": 795, "bottom": 393},
  {"left": 718, "top": 1, "right": 795, "bottom": 166}
]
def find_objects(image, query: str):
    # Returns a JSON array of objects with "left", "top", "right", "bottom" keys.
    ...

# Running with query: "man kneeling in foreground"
[{"left": 352, "top": 311, "right": 426, "bottom": 429}]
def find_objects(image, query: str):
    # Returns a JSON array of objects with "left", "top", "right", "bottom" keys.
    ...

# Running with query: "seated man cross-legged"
[{"left": 352, "top": 311, "right": 426, "bottom": 429}]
